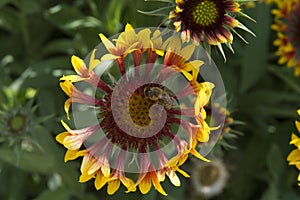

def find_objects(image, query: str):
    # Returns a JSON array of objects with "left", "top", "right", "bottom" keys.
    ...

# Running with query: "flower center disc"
[
  {"left": 192, "top": 0, "right": 219, "bottom": 27},
  {"left": 129, "top": 87, "right": 153, "bottom": 127},
  {"left": 110, "top": 72, "right": 170, "bottom": 139},
  {"left": 198, "top": 165, "right": 220, "bottom": 186},
  {"left": 9, "top": 114, "right": 26, "bottom": 134}
]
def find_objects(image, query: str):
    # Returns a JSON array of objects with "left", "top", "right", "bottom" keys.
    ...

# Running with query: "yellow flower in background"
[
  {"left": 270, "top": 0, "right": 300, "bottom": 76},
  {"left": 169, "top": 0, "right": 255, "bottom": 61},
  {"left": 287, "top": 109, "right": 300, "bottom": 185},
  {"left": 56, "top": 24, "right": 216, "bottom": 196}
]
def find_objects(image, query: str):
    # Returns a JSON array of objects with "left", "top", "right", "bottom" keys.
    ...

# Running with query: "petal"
[
  {"left": 186, "top": 60, "right": 204, "bottom": 72},
  {"left": 88, "top": 160, "right": 103, "bottom": 176},
  {"left": 117, "top": 24, "right": 136, "bottom": 46},
  {"left": 61, "top": 120, "right": 72, "bottom": 132},
  {"left": 196, "top": 122, "right": 210, "bottom": 142},
  {"left": 194, "top": 97, "right": 202, "bottom": 116},
  {"left": 101, "top": 162, "right": 111, "bottom": 178},
  {"left": 151, "top": 172, "right": 167, "bottom": 196},
  {"left": 290, "top": 133, "right": 300, "bottom": 144},
  {"left": 107, "top": 179, "right": 121, "bottom": 195},
  {"left": 60, "top": 75, "right": 86, "bottom": 83},
  {"left": 125, "top": 23, "right": 134, "bottom": 31},
  {"left": 181, "top": 30, "right": 190, "bottom": 42},
  {"left": 122, "top": 177, "right": 136, "bottom": 192},
  {"left": 89, "top": 49, "right": 101, "bottom": 72},
  {"left": 79, "top": 172, "right": 95, "bottom": 183},
  {"left": 81, "top": 153, "right": 95, "bottom": 174},
  {"left": 173, "top": 21, "right": 182, "bottom": 31},
  {"left": 190, "top": 148, "right": 210, "bottom": 162},
  {"left": 167, "top": 170, "right": 181, "bottom": 187},
  {"left": 181, "top": 70, "right": 193, "bottom": 81},
  {"left": 157, "top": 170, "right": 166, "bottom": 182},
  {"left": 99, "top": 33, "right": 116, "bottom": 51},
  {"left": 64, "top": 149, "right": 86, "bottom": 162},
  {"left": 55, "top": 132, "right": 69, "bottom": 144},
  {"left": 296, "top": 121, "right": 300, "bottom": 133},
  {"left": 287, "top": 149, "right": 300, "bottom": 162},
  {"left": 155, "top": 49, "right": 164, "bottom": 56},
  {"left": 60, "top": 81, "right": 73, "bottom": 97},
  {"left": 177, "top": 168, "right": 190, "bottom": 178},
  {"left": 71, "top": 55, "right": 86, "bottom": 75},
  {"left": 94, "top": 171, "right": 110, "bottom": 190},
  {"left": 166, "top": 36, "right": 181, "bottom": 54},
  {"left": 64, "top": 99, "right": 71, "bottom": 120},
  {"left": 151, "top": 30, "right": 162, "bottom": 49},
  {"left": 137, "top": 28, "right": 151, "bottom": 48},
  {"left": 139, "top": 174, "right": 151, "bottom": 194},
  {"left": 178, "top": 153, "right": 189, "bottom": 166},
  {"left": 63, "top": 135, "right": 83, "bottom": 150},
  {"left": 180, "top": 44, "right": 195, "bottom": 60},
  {"left": 101, "top": 53, "right": 120, "bottom": 61}
]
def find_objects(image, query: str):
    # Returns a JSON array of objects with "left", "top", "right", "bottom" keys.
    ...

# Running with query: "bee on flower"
[{"left": 56, "top": 24, "right": 226, "bottom": 196}]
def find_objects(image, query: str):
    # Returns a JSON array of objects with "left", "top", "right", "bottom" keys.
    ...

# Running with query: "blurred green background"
[{"left": 0, "top": 0, "right": 300, "bottom": 199}]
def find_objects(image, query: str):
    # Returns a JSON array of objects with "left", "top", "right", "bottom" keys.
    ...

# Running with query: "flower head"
[
  {"left": 204, "top": 102, "right": 244, "bottom": 156},
  {"left": 287, "top": 109, "right": 300, "bottom": 185},
  {"left": 189, "top": 159, "right": 228, "bottom": 199},
  {"left": 0, "top": 88, "right": 39, "bottom": 149},
  {"left": 169, "top": 0, "right": 255, "bottom": 60},
  {"left": 56, "top": 24, "right": 222, "bottom": 196},
  {"left": 271, "top": 0, "right": 300, "bottom": 76}
]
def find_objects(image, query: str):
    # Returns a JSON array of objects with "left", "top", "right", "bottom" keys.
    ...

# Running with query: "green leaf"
[
  {"left": 0, "top": 166, "right": 30, "bottom": 200},
  {"left": 0, "top": 0, "right": 11, "bottom": 8},
  {"left": 45, "top": 4, "right": 101, "bottom": 33},
  {"left": 19, "top": 0, "right": 40, "bottom": 14},
  {"left": 35, "top": 189, "right": 72, "bottom": 200},
  {"left": 260, "top": 183, "right": 279, "bottom": 200},
  {"left": 0, "top": 7, "right": 20, "bottom": 32},
  {"left": 31, "top": 126, "right": 84, "bottom": 191},
  {"left": 105, "top": 0, "right": 125, "bottom": 34},
  {"left": 138, "top": 7, "right": 171, "bottom": 16},
  {"left": 41, "top": 39, "right": 76, "bottom": 57},
  {"left": 0, "top": 148, "right": 54, "bottom": 174},
  {"left": 144, "top": 0, "right": 173, "bottom": 3},
  {"left": 63, "top": 16, "right": 102, "bottom": 29},
  {"left": 267, "top": 144, "right": 285, "bottom": 182},
  {"left": 268, "top": 66, "right": 300, "bottom": 95},
  {"left": 240, "top": 3, "right": 271, "bottom": 93},
  {"left": 281, "top": 190, "right": 300, "bottom": 200}
]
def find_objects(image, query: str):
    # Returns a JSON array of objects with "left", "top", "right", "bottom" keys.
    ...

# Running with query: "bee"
[{"left": 143, "top": 86, "right": 174, "bottom": 109}]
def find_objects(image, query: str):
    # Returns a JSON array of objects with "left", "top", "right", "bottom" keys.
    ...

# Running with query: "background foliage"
[{"left": 0, "top": 0, "right": 299, "bottom": 199}]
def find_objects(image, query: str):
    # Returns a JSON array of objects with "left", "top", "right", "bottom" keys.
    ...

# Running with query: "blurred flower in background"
[
  {"left": 287, "top": 109, "right": 300, "bottom": 185},
  {"left": 204, "top": 102, "right": 244, "bottom": 156},
  {"left": 270, "top": 0, "right": 300, "bottom": 76},
  {"left": 56, "top": 24, "right": 217, "bottom": 196},
  {"left": 0, "top": 87, "right": 40, "bottom": 153},
  {"left": 189, "top": 159, "right": 228, "bottom": 199}
]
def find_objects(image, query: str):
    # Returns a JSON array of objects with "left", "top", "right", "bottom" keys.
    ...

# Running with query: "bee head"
[{"left": 143, "top": 87, "right": 152, "bottom": 98}]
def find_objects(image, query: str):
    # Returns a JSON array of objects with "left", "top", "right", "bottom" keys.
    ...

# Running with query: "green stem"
[
  {"left": 268, "top": 66, "right": 300, "bottom": 95},
  {"left": 15, "top": 0, "right": 32, "bottom": 64}
]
